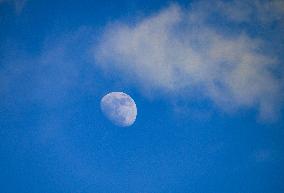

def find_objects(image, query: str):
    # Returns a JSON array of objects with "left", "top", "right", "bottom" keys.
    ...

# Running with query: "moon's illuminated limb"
[{"left": 100, "top": 92, "right": 137, "bottom": 127}]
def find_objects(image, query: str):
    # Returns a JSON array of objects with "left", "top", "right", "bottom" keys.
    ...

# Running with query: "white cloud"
[
  {"left": 216, "top": 0, "right": 284, "bottom": 24},
  {"left": 94, "top": 2, "right": 283, "bottom": 119}
]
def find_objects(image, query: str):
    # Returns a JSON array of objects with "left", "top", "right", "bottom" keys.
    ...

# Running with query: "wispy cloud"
[
  {"left": 253, "top": 149, "right": 272, "bottom": 162},
  {"left": 0, "top": 27, "right": 97, "bottom": 109},
  {"left": 216, "top": 0, "right": 284, "bottom": 24},
  {"left": 0, "top": 0, "right": 27, "bottom": 14},
  {"left": 94, "top": 1, "right": 284, "bottom": 120}
]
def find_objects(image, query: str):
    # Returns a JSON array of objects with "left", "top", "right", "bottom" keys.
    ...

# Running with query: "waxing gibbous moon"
[{"left": 100, "top": 92, "right": 137, "bottom": 127}]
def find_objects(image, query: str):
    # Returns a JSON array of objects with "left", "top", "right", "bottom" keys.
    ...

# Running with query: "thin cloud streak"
[
  {"left": 0, "top": 28, "right": 98, "bottom": 109},
  {"left": 0, "top": 0, "right": 27, "bottom": 14}
]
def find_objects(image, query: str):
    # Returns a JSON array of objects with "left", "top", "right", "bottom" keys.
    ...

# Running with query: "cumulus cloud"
[{"left": 94, "top": 1, "right": 283, "bottom": 120}]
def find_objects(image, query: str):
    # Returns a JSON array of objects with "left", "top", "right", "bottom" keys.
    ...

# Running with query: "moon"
[{"left": 100, "top": 92, "right": 137, "bottom": 127}]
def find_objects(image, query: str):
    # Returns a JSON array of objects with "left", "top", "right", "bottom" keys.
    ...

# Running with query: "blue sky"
[{"left": 0, "top": 0, "right": 284, "bottom": 193}]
